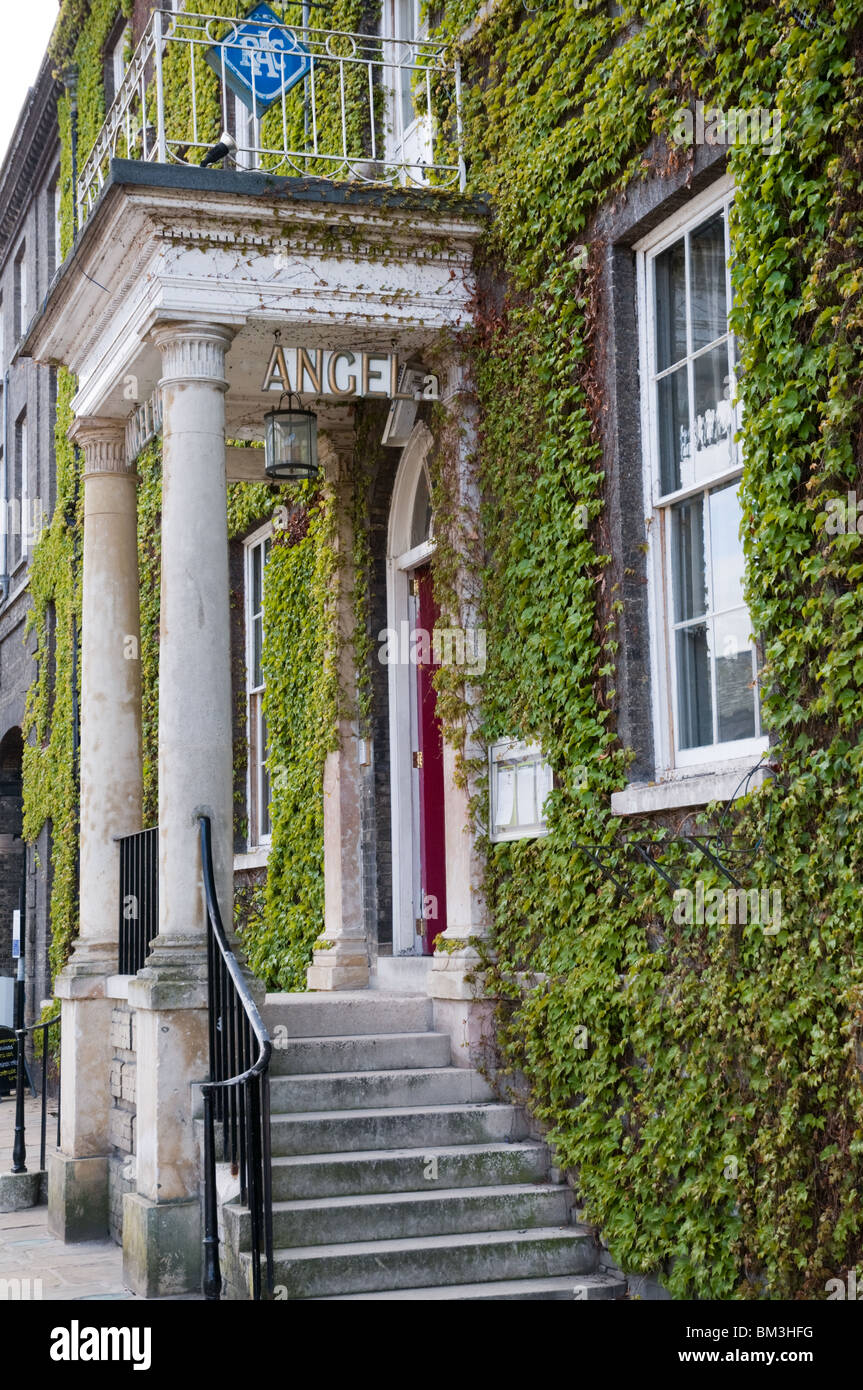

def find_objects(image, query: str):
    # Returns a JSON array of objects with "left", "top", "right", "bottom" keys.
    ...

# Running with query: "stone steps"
[
  {"left": 269, "top": 1102, "right": 527, "bottom": 1156},
  {"left": 269, "top": 1066, "right": 494, "bottom": 1112},
  {"left": 245, "top": 1227, "right": 597, "bottom": 1300},
  {"left": 316, "top": 1273, "right": 626, "bottom": 1301},
  {"left": 219, "top": 992, "right": 622, "bottom": 1301},
  {"left": 269, "top": 1140, "right": 550, "bottom": 1200},
  {"left": 263, "top": 992, "right": 431, "bottom": 1038},
  {"left": 226, "top": 1182, "right": 570, "bottom": 1249},
  {"left": 270, "top": 1031, "right": 452, "bottom": 1075}
]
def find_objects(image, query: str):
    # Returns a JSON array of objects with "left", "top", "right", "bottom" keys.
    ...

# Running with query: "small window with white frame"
[
  {"left": 489, "top": 740, "right": 553, "bottom": 842},
  {"left": 245, "top": 526, "right": 272, "bottom": 848},
  {"left": 637, "top": 180, "right": 766, "bottom": 775},
  {"left": 381, "top": 0, "right": 433, "bottom": 179},
  {"left": 105, "top": 22, "right": 129, "bottom": 109}
]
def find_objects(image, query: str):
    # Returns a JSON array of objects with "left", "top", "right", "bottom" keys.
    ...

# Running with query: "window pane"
[
  {"left": 671, "top": 496, "right": 707, "bottom": 622},
  {"left": 676, "top": 622, "right": 713, "bottom": 749},
  {"left": 654, "top": 239, "right": 687, "bottom": 372},
  {"left": 253, "top": 613, "right": 263, "bottom": 689},
  {"left": 260, "top": 710, "right": 271, "bottom": 838},
  {"left": 692, "top": 344, "right": 734, "bottom": 481},
  {"left": 715, "top": 611, "right": 756, "bottom": 741},
  {"left": 251, "top": 543, "right": 262, "bottom": 615},
  {"left": 709, "top": 484, "right": 745, "bottom": 612},
  {"left": 657, "top": 365, "right": 690, "bottom": 494},
  {"left": 410, "top": 469, "right": 432, "bottom": 547},
  {"left": 690, "top": 212, "right": 727, "bottom": 351},
  {"left": 516, "top": 762, "right": 536, "bottom": 825}
]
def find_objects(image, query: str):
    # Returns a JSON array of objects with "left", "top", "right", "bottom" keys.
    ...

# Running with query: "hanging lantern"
[{"left": 264, "top": 389, "right": 319, "bottom": 483}]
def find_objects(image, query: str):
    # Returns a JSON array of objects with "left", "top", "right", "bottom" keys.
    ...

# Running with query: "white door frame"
[{"left": 386, "top": 421, "right": 435, "bottom": 956}]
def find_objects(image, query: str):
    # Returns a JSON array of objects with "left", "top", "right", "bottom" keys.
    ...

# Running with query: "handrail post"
[
  {"left": 39, "top": 1025, "right": 49, "bottom": 1172},
  {"left": 202, "top": 1086, "right": 222, "bottom": 1301},
  {"left": 12, "top": 1028, "right": 26, "bottom": 1174}
]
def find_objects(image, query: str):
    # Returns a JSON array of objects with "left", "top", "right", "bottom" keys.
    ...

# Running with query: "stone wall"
[{"left": 107, "top": 1001, "right": 137, "bottom": 1244}]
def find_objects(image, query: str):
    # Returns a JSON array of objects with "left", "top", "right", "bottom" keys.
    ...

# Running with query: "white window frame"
[
  {"left": 488, "top": 740, "right": 552, "bottom": 843},
  {"left": 380, "top": 0, "right": 433, "bottom": 177},
  {"left": 245, "top": 523, "right": 272, "bottom": 850},
  {"left": 635, "top": 175, "right": 767, "bottom": 782},
  {"left": 13, "top": 245, "right": 27, "bottom": 343},
  {"left": 110, "top": 24, "right": 129, "bottom": 105},
  {"left": 52, "top": 178, "right": 62, "bottom": 276},
  {"left": 11, "top": 411, "right": 27, "bottom": 572}
]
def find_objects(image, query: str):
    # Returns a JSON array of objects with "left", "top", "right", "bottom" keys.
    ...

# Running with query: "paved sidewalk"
[{"left": 0, "top": 1093, "right": 135, "bottom": 1301}]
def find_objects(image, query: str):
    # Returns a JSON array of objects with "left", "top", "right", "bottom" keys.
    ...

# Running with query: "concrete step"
[
  {"left": 316, "top": 1273, "right": 626, "bottom": 1300},
  {"left": 270, "top": 1103, "right": 527, "bottom": 1156},
  {"left": 248, "top": 1226, "right": 595, "bottom": 1299},
  {"left": 270, "top": 1068, "right": 494, "bottom": 1113},
  {"left": 270, "top": 1031, "right": 452, "bottom": 1075},
  {"left": 227, "top": 1183, "right": 571, "bottom": 1250},
  {"left": 270, "top": 1140, "right": 550, "bottom": 1200},
  {"left": 263, "top": 992, "right": 432, "bottom": 1039}
]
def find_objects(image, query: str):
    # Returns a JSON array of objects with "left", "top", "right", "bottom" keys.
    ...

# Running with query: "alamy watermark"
[
  {"left": 672, "top": 881, "right": 782, "bottom": 935},
  {"left": 377, "top": 622, "right": 486, "bottom": 675},
  {"left": 671, "top": 101, "right": 781, "bottom": 153}
]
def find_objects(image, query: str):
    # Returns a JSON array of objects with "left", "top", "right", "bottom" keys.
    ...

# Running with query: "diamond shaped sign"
[{"left": 206, "top": 4, "right": 312, "bottom": 119}]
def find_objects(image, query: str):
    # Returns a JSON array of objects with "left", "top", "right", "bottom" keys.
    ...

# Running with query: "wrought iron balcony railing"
[{"left": 76, "top": 7, "right": 466, "bottom": 231}]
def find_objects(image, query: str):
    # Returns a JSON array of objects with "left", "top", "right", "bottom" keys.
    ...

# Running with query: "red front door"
[{"left": 414, "top": 565, "right": 447, "bottom": 953}]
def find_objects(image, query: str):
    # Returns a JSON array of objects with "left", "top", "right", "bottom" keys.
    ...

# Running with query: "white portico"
[{"left": 22, "top": 159, "right": 486, "bottom": 1292}]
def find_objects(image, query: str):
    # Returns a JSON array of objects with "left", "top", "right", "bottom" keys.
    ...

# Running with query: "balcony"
[{"left": 76, "top": 6, "right": 466, "bottom": 231}]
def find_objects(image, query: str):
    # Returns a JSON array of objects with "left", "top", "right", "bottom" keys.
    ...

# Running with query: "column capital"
[
  {"left": 68, "top": 416, "right": 131, "bottom": 476},
  {"left": 151, "top": 320, "right": 236, "bottom": 391}
]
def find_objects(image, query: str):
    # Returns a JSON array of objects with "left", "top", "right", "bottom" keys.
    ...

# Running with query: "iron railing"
[
  {"left": 118, "top": 826, "right": 159, "bottom": 975},
  {"left": 199, "top": 814, "right": 273, "bottom": 1302},
  {"left": 76, "top": 7, "right": 465, "bottom": 230},
  {"left": 12, "top": 1015, "right": 61, "bottom": 1176}
]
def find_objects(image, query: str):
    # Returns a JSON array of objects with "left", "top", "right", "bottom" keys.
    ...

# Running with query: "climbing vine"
[
  {"left": 34, "top": 0, "right": 863, "bottom": 1300},
  {"left": 432, "top": 0, "right": 863, "bottom": 1299}
]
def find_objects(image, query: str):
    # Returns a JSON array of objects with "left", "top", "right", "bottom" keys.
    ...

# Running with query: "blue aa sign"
[{"left": 207, "top": 4, "right": 312, "bottom": 119}]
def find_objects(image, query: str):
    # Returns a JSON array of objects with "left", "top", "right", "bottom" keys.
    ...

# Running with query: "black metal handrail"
[
  {"left": 118, "top": 826, "right": 159, "bottom": 974},
  {"left": 198, "top": 814, "right": 274, "bottom": 1302},
  {"left": 12, "top": 1015, "right": 61, "bottom": 1176}
]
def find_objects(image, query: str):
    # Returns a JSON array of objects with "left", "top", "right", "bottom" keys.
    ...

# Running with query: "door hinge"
[
  {"left": 409, "top": 576, "right": 419, "bottom": 597},
  {"left": 415, "top": 918, "right": 424, "bottom": 936},
  {"left": 412, "top": 749, "right": 423, "bottom": 769}
]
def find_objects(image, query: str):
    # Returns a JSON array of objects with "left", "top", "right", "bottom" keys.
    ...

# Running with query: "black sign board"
[{"left": 0, "top": 1024, "right": 17, "bottom": 1096}]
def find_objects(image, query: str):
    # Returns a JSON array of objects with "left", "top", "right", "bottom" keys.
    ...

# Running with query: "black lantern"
[{"left": 264, "top": 390, "right": 319, "bottom": 482}]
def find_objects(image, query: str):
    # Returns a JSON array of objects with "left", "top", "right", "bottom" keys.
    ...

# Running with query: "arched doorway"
[{"left": 386, "top": 424, "right": 447, "bottom": 956}]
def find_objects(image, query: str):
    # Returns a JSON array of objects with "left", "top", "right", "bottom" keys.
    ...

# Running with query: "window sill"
[
  {"left": 234, "top": 847, "right": 270, "bottom": 871},
  {"left": 611, "top": 759, "right": 770, "bottom": 816}
]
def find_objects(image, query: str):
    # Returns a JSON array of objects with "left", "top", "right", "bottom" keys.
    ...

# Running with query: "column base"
[
  {"left": 428, "top": 945, "right": 494, "bottom": 1068},
  {"left": 307, "top": 939, "right": 369, "bottom": 991},
  {"left": 122, "top": 1192, "right": 201, "bottom": 1298},
  {"left": 48, "top": 1151, "right": 109, "bottom": 1241}
]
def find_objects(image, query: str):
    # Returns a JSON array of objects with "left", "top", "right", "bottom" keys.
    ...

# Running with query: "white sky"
[{"left": 0, "top": 2, "right": 62, "bottom": 169}]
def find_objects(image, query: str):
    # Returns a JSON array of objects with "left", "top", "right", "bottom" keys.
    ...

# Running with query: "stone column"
[
  {"left": 426, "top": 364, "right": 494, "bottom": 1063},
  {"left": 307, "top": 431, "right": 370, "bottom": 991},
  {"left": 49, "top": 418, "right": 142, "bottom": 1240},
  {"left": 124, "top": 322, "right": 235, "bottom": 1297}
]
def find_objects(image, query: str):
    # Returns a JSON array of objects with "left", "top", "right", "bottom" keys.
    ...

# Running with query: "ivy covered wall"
[
  {"left": 434, "top": 0, "right": 863, "bottom": 1299},
  {"left": 32, "top": 0, "right": 863, "bottom": 1300}
]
